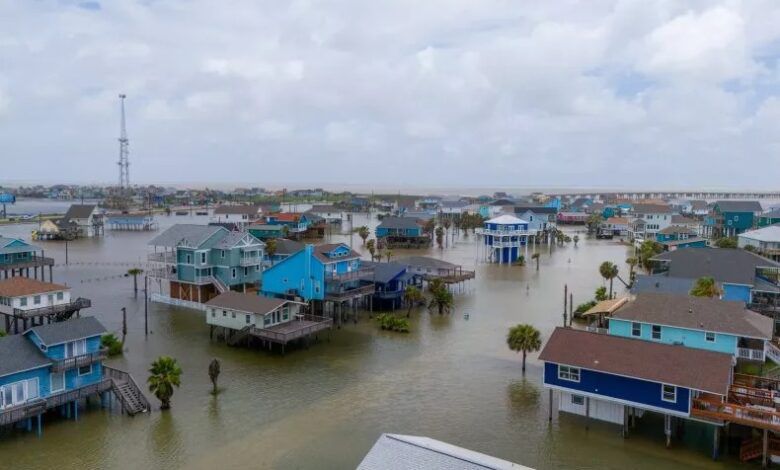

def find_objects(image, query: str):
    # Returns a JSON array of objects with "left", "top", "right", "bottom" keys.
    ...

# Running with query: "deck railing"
[
  {"left": 585, "top": 326, "right": 608, "bottom": 334},
  {"left": 147, "top": 252, "right": 176, "bottom": 263},
  {"left": 12, "top": 297, "right": 91, "bottom": 318},
  {"left": 51, "top": 348, "right": 108, "bottom": 373},
  {"left": 239, "top": 256, "right": 262, "bottom": 267},
  {"left": 1, "top": 255, "right": 55, "bottom": 269},
  {"left": 0, "top": 399, "right": 47, "bottom": 426},
  {"left": 45, "top": 379, "right": 113, "bottom": 409},
  {"left": 325, "top": 267, "right": 374, "bottom": 282},
  {"left": 324, "top": 283, "right": 375, "bottom": 301},
  {"left": 692, "top": 397, "right": 780, "bottom": 431},
  {"left": 738, "top": 347, "right": 766, "bottom": 362},
  {"left": 476, "top": 228, "right": 529, "bottom": 237},
  {"left": 766, "top": 342, "right": 780, "bottom": 364},
  {"left": 250, "top": 314, "right": 332, "bottom": 344}
]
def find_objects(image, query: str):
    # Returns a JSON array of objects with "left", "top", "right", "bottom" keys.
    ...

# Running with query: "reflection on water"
[{"left": 0, "top": 212, "right": 736, "bottom": 469}]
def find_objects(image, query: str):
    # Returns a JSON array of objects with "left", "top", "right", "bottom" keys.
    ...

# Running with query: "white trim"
[
  {"left": 544, "top": 384, "right": 691, "bottom": 418},
  {"left": 612, "top": 317, "right": 770, "bottom": 342},
  {"left": 78, "top": 364, "right": 93, "bottom": 376},
  {"left": 50, "top": 372, "right": 65, "bottom": 393},
  {"left": 557, "top": 365, "right": 581, "bottom": 383},
  {"left": 661, "top": 384, "right": 677, "bottom": 403}
]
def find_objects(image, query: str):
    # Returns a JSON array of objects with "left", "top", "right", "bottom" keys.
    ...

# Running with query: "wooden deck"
[
  {"left": 691, "top": 384, "right": 780, "bottom": 432},
  {"left": 249, "top": 314, "right": 333, "bottom": 345},
  {"left": 325, "top": 283, "right": 375, "bottom": 301}
]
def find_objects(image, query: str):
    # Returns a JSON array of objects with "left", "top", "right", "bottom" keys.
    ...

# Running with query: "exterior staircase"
[
  {"left": 740, "top": 435, "right": 780, "bottom": 462},
  {"left": 210, "top": 275, "right": 229, "bottom": 294},
  {"left": 228, "top": 325, "right": 253, "bottom": 346},
  {"left": 766, "top": 341, "right": 780, "bottom": 366},
  {"left": 104, "top": 365, "right": 151, "bottom": 415}
]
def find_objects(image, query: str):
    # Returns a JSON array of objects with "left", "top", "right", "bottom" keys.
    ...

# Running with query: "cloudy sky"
[{"left": 1, "top": 1, "right": 779, "bottom": 190}]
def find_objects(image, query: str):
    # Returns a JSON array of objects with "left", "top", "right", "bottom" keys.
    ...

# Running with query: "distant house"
[
  {"left": 557, "top": 212, "right": 588, "bottom": 225},
  {"left": 654, "top": 226, "right": 707, "bottom": 251},
  {"left": 738, "top": 225, "right": 780, "bottom": 261},
  {"left": 375, "top": 217, "right": 429, "bottom": 248},
  {"left": 511, "top": 206, "right": 557, "bottom": 234},
  {"left": 628, "top": 203, "right": 674, "bottom": 239},
  {"left": 309, "top": 205, "right": 343, "bottom": 223},
  {"left": 0, "top": 237, "right": 54, "bottom": 282},
  {"left": 148, "top": 224, "right": 265, "bottom": 304},
  {"left": 365, "top": 262, "right": 415, "bottom": 310},
  {"left": 758, "top": 209, "right": 780, "bottom": 228},
  {"left": 211, "top": 205, "right": 263, "bottom": 228},
  {"left": 704, "top": 201, "right": 763, "bottom": 238},
  {"left": 608, "top": 293, "right": 774, "bottom": 361},
  {"left": 0, "top": 277, "right": 91, "bottom": 334},
  {"left": 599, "top": 217, "right": 630, "bottom": 238},
  {"left": 266, "top": 239, "right": 304, "bottom": 265},
  {"left": 439, "top": 200, "right": 470, "bottom": 216},
  {"left": 681, "top": 200, "right": 709, "bottom": 217},
  {"left": 630, "top": 275, "right": 695, "bottom": 297},
  {"left": 568, "top": 197, "right": 592, "bottom": 212},
  {"left": 246, "top": 224, "right": 286, "bottom": 240},
  {"left": 670, "top": 215, "right": 702, "bottom": 235},
  {"left": 394, "top": 256, "right": 473, "bottom": 281},
  {"left": 477, "top": 215, "right": 529, "bottom": 264},
  {"left": 264, "top": 212, "right": 324, "bottom": 238},
  {"left": 651, "top": 247, "right": 780, "bottom": 304},
  {"left": 60, "top": 204, "right": 101, "bottom": 238}
]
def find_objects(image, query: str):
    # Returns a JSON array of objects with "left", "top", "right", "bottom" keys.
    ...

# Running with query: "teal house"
[
  {"left": 758, "top": 209, "right": 780, "bottom": 228},
  {"left": 654, "top": 226, "right": 707, "bottom": 251},
  {"left": 376, "top": 217, "right": 423, "bottom": 238},
  {"left": 704, "top": 201, "right": 763, "bottom": 238},
  {"left": 247, "top": 224, "right": 286, "bottom": 240},
  {"left": 608, "top": 293, "right": 775, "bottom": 361},
  {"left": 148, "top": 224, "right": 265, "bottom": 304},
  {"left": 0, "top": 236, "right": 54, "bottom": 282}
]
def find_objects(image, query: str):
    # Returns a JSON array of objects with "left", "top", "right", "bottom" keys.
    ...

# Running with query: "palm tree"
[
  {"left": 435, "top": 226, "right": 444, "bottom": 249},
  {"left": 531, "top": 252, "right": 540, "bottom": 271},
  {"left": 427, "top": 278, "right": 453, "bottom": 314},
  {"left": 357, "top": 226, "right": 370, "bottom": 245},
  {"left": 147, "top": 356, "right": 182, "bottom": 410},
  {"left": 403, "top": 285, "right": 424, "bottom": 317},
  {"left": 208, "top": 358, "right": 220, "bottom": 395},
  {"left": 690, "top": 276, "right": 721, "bottom": 298},
  {"left": 442, "top": 218, "right": 452, "bottom": 247},
  {"left": 506, "top": 324, "right": 542, "bottom": 374},
  {"left": 572, "top": 235, "right": 579, "bottom": 247},
  {"left": 385, "top": 249, "right": 393, "bottom": 262},
  {"left": 625, "top": 257, "right": 638, "bottom": 283},
  {"left": 423, "top": 219, "right": 436, "bottom": 239},
  {"left": 127, "top": 268, "right": 144, "bottom": 296},
  {"left": 265, "top": 239, "right": 277, "bottom": 265},
  {"left": 599, "top": 261, "right": 619, "bottom": 299},
  {"left": 366, "top": 239, "right": 376, "bottom": 261}
]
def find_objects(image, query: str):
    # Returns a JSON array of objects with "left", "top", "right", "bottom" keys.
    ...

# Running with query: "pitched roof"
[
  {"left": 715, "top": 200, "right": 763, "bottom": 213},
  {"left": 213, "top": 205, "right": 261, "bottom": 215},
  {"left": 205, "top": 292, "right": 287, "bottom": 314},
  {"left": 247, "top": 224, "right": 284, "bottom": 231},
  {"left": 271, "top": 213, "right": 301, "bottom": 222},
  {"left": 274, "top": 238, "right": 305, "bottom": 255},
  {"left": 377, "top": 217, "right": 421, "bottom": 230},
  {"left": 371, "top": 262, "right": 407, "bottom": 284},
  {"left": 312, "top": 243, "right": 360, "bottom": 263},
  {"left": 0, "top": 334, "right": 51, "bottom": 377},
  {"left": 613, "top": 293, "right": 773, "bottom": 339},
  {"left": 539, "top": 328, "right": 733, "bottom": 395},
  {"left": 689, "top": 200, "right": 708, "bottom": 210},
  {"left": 604, "top": 217, "right": 630, "bottom": 224},
  {"left": 358, "top": 434, "right": 526, "bottom": 470},
  {"left": 486, "top": 214, "right": 528, "bottom": 225},
  {"left": 631, "top": 203, "right": 673, "bottom": 214},
  {"left": 658, "top": 225, "right": 697, "bottom": 235},
  {"left": 0, "top": 277, "right": 69, "bottom": 297},
  {"left": 0, "top": 237, "right": 38, "bottom": 254},
  {"left": 671, "top": 215, "right": 699, "bottom": 225},
  {"left": 652, "top": 247, "right": 780, "bottom": 285},
  {"left": 27, "top": 316, "right": 106, "bottom": 346},
  {"left": 395, "top": 256, "right": 459, "bottom": 270},
  {"left": 309, "top": 205, "right": 339, "bottom": 213},
  {"left": 512, "top": 205, "right": 557, "bottom": 214},
  {"left": 739, "top": 225, "right": 780, "bottom": 243},
  {"left": 582, "top": 298, "right": 629, "bottom": 316},
  {"left": 213, "top": 231, "right": 264, "bottom": 249},
  {"left": 662, "top": 237, "right": 707, "bottom": 246},
  {"left": 761, "top": 209, "right": 780, "bottom": 219},
  {"left": 63, "top": 204, "right": 97, "bottom": 220},
  {"left": 631, "top": 275, "right": 695, "bottom": 296},
  {"left": 148, "top": 224, "right": 227, "bottom": 248}
]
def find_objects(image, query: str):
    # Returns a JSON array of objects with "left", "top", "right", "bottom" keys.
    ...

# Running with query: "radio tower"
[{"left": 117, "top": 94, "right": 130, "bottom": 188}]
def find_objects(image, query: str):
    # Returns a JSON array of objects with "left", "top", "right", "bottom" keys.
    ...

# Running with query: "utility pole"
[
  {"left": 144, "top": 276, "right": 149, "bottom": 337},
  {"left": 121, "top": 307, "right": 127, "bottom": 345}
]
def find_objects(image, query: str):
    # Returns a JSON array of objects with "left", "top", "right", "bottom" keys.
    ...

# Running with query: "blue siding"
[
  {"left": 608, "top": 319, "right": 738, "bottom": 355},
  {"left": 544, "top": 362, "right": 690, "bottom": 415},
  {"left": 722, "top": 283, "right": 752, "bottom": 303},
  {"left": 261, "top": 247, "right": 324, "bottom": 300}
]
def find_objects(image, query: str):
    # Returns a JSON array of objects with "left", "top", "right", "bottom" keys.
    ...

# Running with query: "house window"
[
  {"left": 221, "top": 250, "right": 225, "bottom": 259},
  {"left": 231, "top": 268, "right": 237, "bottom": 279},
  {"left": 186, "top": 254, "right": 192, "bottom": 264},
  {"left": 571, "top": 394, "right": 585, "bottom": 406},
  {"left": 244, "top": 267, "right": 248, "bottom": 276},
  {"left": 631, "top": 322, "right": 641, "bottom": 337},
  {"left": 222, "top": 310, "right": 227, "bottom": 317},
  {"left": 65, "top": 339, "right": 87, "bottom": 358},
  {"left": 50, "top": 373, "right": 65, "bottom": 393},
  {"left": 20, "top": 297, "right": 27, "bottom": 307},
  {"left": 211, "top": 309, "right": 216, "bottom": 317},
  {"left": 78, "top": 364, "right": 92, "bottom": 376},
  {"left": 200, "top": 252, "right": 206, "bottom": 264},
  {"left": 57, "top": 292, "right": 64, "bottom": 301},
  {"left": 231, "top": 312, "right": 236, "bottom": 319},
  {"left": 662, "top": 384, "right": 677, "bottom": 402},
  {"left": 264, "top": 316, "right": 271, "bottom": 326},
  {"left": 245, "top": 315, "right": 251, "bottom": 324},
  {"left": 558, "top": 365, "right": 581, "bottom": 382},
  {"left": 651, "top": 325, "right": 661, "bottom": 340},
  {"left": 705, "top": 332, "right": 715, "bottom": 342}
]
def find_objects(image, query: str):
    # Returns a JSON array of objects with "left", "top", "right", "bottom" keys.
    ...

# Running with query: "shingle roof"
[
  {"left": 377, "top": 217, "right": 421, "bottom": 230},
  {"left": 486, "top": 214, "right": 528, "bottom": 225},
  {"left": 658, "top": 225, "right": 697, "bottom": 235},
  {"left": 63, "top": 204, "right": 97, "bottom": 220},
  {"left": 274, "top": 239, "right": 305, "bottom": 255},
  {"left": 213, "top": 205, "right": 261, "bottom": 216},
  {"left": 715, "top": 200, "right": 763, "bottom": 213},
  {"left": 27, "top": 316, "right": 106, "bottom": 346},
  {"left": 652, "top": 247, "right": 780, "bottom": 285},
  {"left": 148, "top": 224, "right": 227, "bottom": 248},
  {"left": 604, "top": 217, "right": 630, "bottom": 224},
  {"left": 671, "top": 215, "right": 699, "bottom": 225},
  {"left": 358, "top": 434, "right": 525, "bottom": 470},
  {"left": 0, "top": 277, "right": 69, "bottom": 297},
  {"left": 213, "top": 231, "right": 263, "bottom": 249},
  {"left": 395, "top": 256, "right": 459, "bottom": 270},
  {"left": 205, "top": 292, "right": 287, "bottom": 314},
  {"left": 512, "top": 205, "right": 558, "bottom": 214},
  {"left": 631, "top": 275, "right": 695, "bottom": 296},
  {"left": 631, "top": 203, "right": 673, "bottom": 214},
  {"left": 613, "top": 293, "right": 773, "bottom": 339},
  {"left": 539, "top": 328, "right": 733, "bottom": 395},
  {"left": 0, "top": 334, "right": 51, "bottom": 377},
  {"left": 312, "top": 243, "right": 361, "bottom": 263},
  {"left": 739, "top": 225, "right": 780, "bottom": 243},
  {"left": 662, "top": 237, "right": 707, "bottom": 246},
  {"left": 0, "top": 237, "right": 39, "bottom": 254},
  {"left": 371, "top": 262, "right": 407, "bottom": 284}
]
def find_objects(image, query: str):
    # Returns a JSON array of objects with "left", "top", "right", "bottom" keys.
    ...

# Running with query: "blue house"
[
  {"left": 375, "top": 217, "right": 430, "bottom": 248},
  {"left": 0, "top": 236, "right": 54, "bottom": 282},
  {"left": 477, "top": 215, "right": 529, "bottom": 264},
  {"left": 0, "top": 317, "right": 148, "bottom": 436},
  {"left": 704, "top": 201, "right": 763, "bottom": 238},
  {"left": 651, "top": 247, "right": 780, "bottom": 304},
  {"left": 540, "top": 328, "right": 732, "bottom": 447},
  {"left": 607, "top": 293, "right": 774, "bottom": 362},
  {"left": 511, "top": 206, "right": 557, "bottom": 235},
  {"left": 261, "top": 243, "right": 374, "bottom": 310},
  {"left": 148, "top": 224, "right": 265, "bottom": 304},
  {"left": 654, "top": 226, "right": 707, "bottom": 251},
  {"left": 365, "top": 261, "right": 415, "bottom": 310}
]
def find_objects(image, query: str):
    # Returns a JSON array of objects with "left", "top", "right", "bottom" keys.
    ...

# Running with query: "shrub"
[
  {"left": 376, "top": 314, "right": 410, "bottom": 333},
  {"left": 101, "top": 333, "right": 123, "bottom": 356}
]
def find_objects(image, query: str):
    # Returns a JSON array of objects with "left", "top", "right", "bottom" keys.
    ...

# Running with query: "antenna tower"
[{"left": 118, "top": 94, "right": 130, "bottom": 188}]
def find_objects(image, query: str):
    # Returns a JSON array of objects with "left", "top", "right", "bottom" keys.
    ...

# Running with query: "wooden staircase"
[
  {"left": 228, "top": 325, "right": 253, "bottom": 346},
  {"left": 209, "top": 276, "right": 229, "bottom": 294},
  {"left": 740, "top": 436, "right": 780, "bottom": 462},
  {"left": 104, "top": 365, "right": 150, "bottom": 415}
]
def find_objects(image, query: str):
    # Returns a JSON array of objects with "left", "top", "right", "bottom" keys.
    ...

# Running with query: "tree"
[
  {"left": 599, "top": 261, "right": 619, "bottom": 299},
  {"left": 208, "top": 358, "right": 221, "bottom": 395},
  {"left": 626, "top": 257, "right": 638, "bottom": 283},
  {"left": 427, "top": 278, "right": 453, "bottom": 314},
  {"left": 265, "top": 238, "right": 277, "bottom": 265},
  {"left": 423, "top": 219, "right": 436, "bottom": 239},
  {"left": 572, "top": 235, "right": 579, "bottom": 247},
  {"left": 586, "top": 213, "right": 603, "bottom": 234},
  {"left": 442, "top": 218, "right": 452, "bottom": 247},
  {"left": 385, "top": 249, "right": 393, "bottom": 262},
  {"left": 690, "top": 276, "right": 721, "bottom": 298},
  {"left": 531, "top": 252, "right": 540, "bottom": 271},
  {"left": 594, "top": 286, "right": 608, "bottom": 301},
  {"left": 357, "top": 226, "right": 370, "bottom": 245},
  {"left": 147, "top": 356, "right": 182, "bottom": 410},
  {"left": 366, "top": 239, "right": 376, "bottom": 261},
  {"left": 435, "top": 226, "right": 444, "bottom": 249},
  {"left": 744, "top": 244, "right": 757, "bottom": 253},
  {"left": 638, "top": 240, "right": 663, "bottom": 273},
  {"left": 101, "top": 333, "right": 123, "bottom": 356},
  {"left": 506, "top": 324, "right": 542, "bottom": 374},
  {"left": 127, "top": 268, "right": 144, "bottom": 296},
  {"left": 403, "top": 285, "right": 425, "bottom": 317},
  {"left": 715, "top": 237, "right": 738, "bottom": 249}
]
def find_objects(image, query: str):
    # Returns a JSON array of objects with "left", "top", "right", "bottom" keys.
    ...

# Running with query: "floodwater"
[{"left": 0, "top": 211, "right": 742, "bottom": 469}]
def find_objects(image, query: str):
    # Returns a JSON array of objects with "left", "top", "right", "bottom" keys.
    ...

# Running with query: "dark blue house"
[{"left": 366, "top": 262, "right": 415, "bottom": 310}]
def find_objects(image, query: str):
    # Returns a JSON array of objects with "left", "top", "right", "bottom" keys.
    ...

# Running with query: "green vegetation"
[
  {"left": 531, "top": 252, "right": 540, "bottom": 271},
  {"left": 147, "top": 356, "right": 182, "bottom": 410},
  {"left": 586, "top": 213, "right": 603, "bottom": 234},
  {"left": 506, "top": 324, "right": 542, "bottom": 374},
  {"left": 403, "top": 285, "right": 425, "bottom": 317},
  {"left": 690, "top": 276, "right": 721, "bottom": 298},
  {"left": 435, "top": 226, "right": 444, "bottom": 249},
  {"left": 101, "top": 333, "right": 123, "bottom": 356},
  {"left": 598, "top": 261, "right": 619, "bottom": 299},
  {"left": 594, "top": 286, "right": 608, "bottom": 301},
  {"left": 638, "top": 240, "right": 663, "bottom": 273},
  {"left": 572, "top": 235, "right": 579, "bottom": 247},
  {"left": 126, "top": 267, "right": 144, "bottom": 295},
  {"left": 714, "top": 237, "right": 738, "bottom": 249},
  {"left": 265, "top": 238, "right": 277, "bottom": 264},
  {"left": 366, "top": 239, "right": 376, "bottom": 261},
  {"left": 376, "top": 314, "right": 410, "bottom": 333},
  {"left": 427, "top": 278, "right": 454, "bottom": 315},
  {"left": 513, "top": 255, "right": 526, "bottom": 266},
  {"left": 625, "top": 257, "right": 638, "bottom": 284},
  {"left": 574, "top": 287, "right": 609, "bottom": 318},
  {"left": 357, "top": 226, "right": 370, "bottom": 245}
]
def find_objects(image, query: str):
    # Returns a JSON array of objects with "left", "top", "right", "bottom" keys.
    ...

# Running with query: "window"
[
  {"left": 65, "top": 339, "right": 86, "bottom": 358},
  {"left": 651, "top": 325, "right": 661, "bottom": 340},
  {"left": 50, "top": 373, "right": 65, "bottom": 393},
  {"left": 211, "top": 309, "right": 216, "bottom": 317},
  {"left": 26, "top": 378, "right": 39, "bottom": 400},
  {"left": 705, "top": 332, "right": 715, "bottom": 342},
  {"left": 631, "top": 322, "right": 641, "bottom": 337},
  {"left": 558, "top": 365, "right": 580, "bottom": 382},
  {"left": 662, "top": 384, "right": 676, "bottom": 402},
  {"left": 33, "top": 295, "right": 41, "bottom": 305},
  {"left": 186, "top": 254, "right": 192, "bottom": 264},
  {"left": 244, "top": 267, "right": 248, "bottom": 276},
  {"left": 222, "top": 310, "right": 227, "bottom": 317},
  {"left": 245, "top": 315, "right": 251, "bottom": 324},
  {"left": 264, "top": 316, "right": 271, "bottom": 326},
  {"left": 20, "top": 297, "right": 27, "bottom": 307},
  {"left": 78, "top": 364, "right": 92, "bottom": 376},
  {"left": 200, "top": 252, "right": 206, "bottom": 264},
  {"left": 221, "top": 250, "right": 225, "bottom": 259},
  {"left": 231, "top": 312, "right": 236, "bottom": 319},
  {"left": 571, "top": 394, "right": 585, "bottom": 406},
  {"left": 231, "top": 268, "right": 237, "bottom": 279}
]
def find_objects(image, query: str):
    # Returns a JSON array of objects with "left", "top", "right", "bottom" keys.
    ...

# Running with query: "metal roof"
[
  {"left": 0, "top": 334, "right": 51, "bottom": 378},
  {"left": 148, "top": 224, "right": 227, "bottom": 249},
  {"left": 377, "top": 217, "right": 422, "bottom": 230},
  {"left": 371, "top": 262, "right": 407, "bottom": 284},
  {"left": 358, "top": 433, "right": 527, "bottom": 470},
  {"left": 0, "top": 236, "right": 39, "bottom": 254},
  {"left": 739, "top": 225, "right": 780, "bottom": 243},
  {"left": 486, "top": 215, "right": 528, "bottom": 225},
  {"left": 394, "top": 256, "right": 459, "bottom": 271},
  {"left": 205, "top": 292, "right": 287, "bottom": 314},
  {"left": 27, "top": 316, "right": 107, "bottom": 346},
  {"left": 630, "top": 275, "right": 695, "bottom": 296},
  {"left": 63, "top": 204, "right": 97, "bottom": 220},
  {"left": 539, "top": 328, "right": 733, "bottom": 396},
  {"left": 652, "top": 247, "right": 780, "bottom": 285}
]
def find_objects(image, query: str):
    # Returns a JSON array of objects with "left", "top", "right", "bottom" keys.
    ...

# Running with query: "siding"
[
  {"left": 722, "top": 283, "right": 752, "bottom": 303},
  {"left": 608, "top": 319, "right": 738, "bottom": 355}
]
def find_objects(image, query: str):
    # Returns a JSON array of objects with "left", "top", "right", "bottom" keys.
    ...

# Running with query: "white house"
[
  {"left": 738, "top": 225, "right": 780, "bottom": 261},
  {"left": 0, "top": 277, "right": 72, "bottom": 314},
  {"left": 511, "top": 206, "right": 558, "bottom": 234},
  {"left": 629, "top": 203, "right": 674, "bottom": 238},
  {"left": 61, "top": 204, "right": 100, "bottom": 237},
  {"left": 204, "top": 291, "right": 303, "bottom": 331},
  {"left": 211, "top": 205, "right": 263, "bottom": 227}
]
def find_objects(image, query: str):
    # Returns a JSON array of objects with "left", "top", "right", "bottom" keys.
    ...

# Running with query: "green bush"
[
  {"left": 513, "top": 255, "right": 526, "bottom": 266},
  {"left": 594, "top": 286, "right": 608, "bottom": 301},
  {"left": 376, "top": 314, "right": 410, "bottom": 333},
  {"left": 574, "top": 301, "right": 597, "bottom": 318},
  {"left": 101, "top": 333, "right": 123, "bottom": 356}
]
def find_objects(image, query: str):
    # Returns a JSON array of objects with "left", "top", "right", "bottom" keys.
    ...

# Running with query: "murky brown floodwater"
[{"left": 0, "top": 208, "right": 744, "bottom": 469}]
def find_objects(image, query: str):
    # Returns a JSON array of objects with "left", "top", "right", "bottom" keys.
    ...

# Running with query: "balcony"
[
  {"left": 12, "top": 297, "right": 91, "bottom": 319},
  {"left": 738, "top": 347, "right": 765, "bottom": 362},
  {"left": 325, "top": 267, "right": 374, "bottom": 282},
  {"left": 51, "top": 348, "right": 108, "bottom": 373},
  {"left": 0, "top": 399, "right": 47, "bottom": 426},
  {"left": 476, "top": 228, "right": 529, "bottom": 237},
  {"left": 0, "top": 255, "right": 55, "bottom": 270},
  {"left": 0, "top": 378, "right": 112, "bottom": 427},
  {"left": 239, "top": 256, "right": 262, "bottom": 267},
  {"left": 147, "top": 252, "right": 176, "bottom": 263},
  {"left": 325, "top": 283, "right": 375, "bottom": 301}
]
